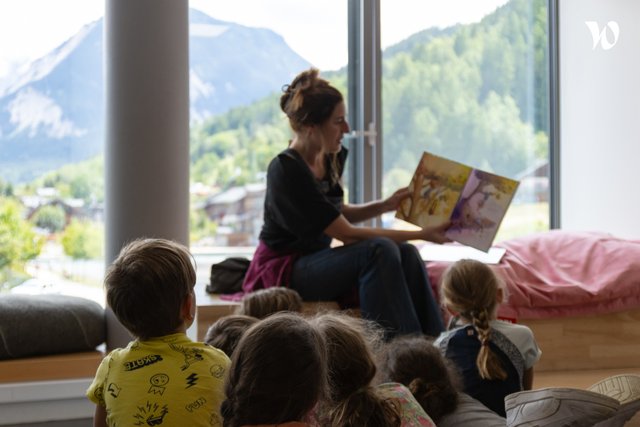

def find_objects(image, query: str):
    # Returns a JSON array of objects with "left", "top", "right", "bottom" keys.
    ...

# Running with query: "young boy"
[{"left": 86, "top": 238, "right": 230, "bottom": 427}]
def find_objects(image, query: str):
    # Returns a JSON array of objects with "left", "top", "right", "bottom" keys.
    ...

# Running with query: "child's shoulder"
[
  {"left": 377, "top": 382, "right": 437, "bottom": 427},
  {"left": 491, "top": 319, "right": 535, "bottom": 337}
]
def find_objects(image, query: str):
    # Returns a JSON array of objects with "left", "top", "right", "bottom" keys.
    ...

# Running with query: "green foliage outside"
[
  {"left": 0, "top": 197, "right": 44, "bottom": 287},
  {"left": 381, "top": 0, "right": 549, "bottom": 199},
  {"left": 190, "top": 94, "right": 291, "bottom": 188},
  {"left": 61, "top": 219, "right": 104, "bottom": 260},
  {"left": 35, "top": 156, "right": 104, "bottom": 203},
  {"left": 0, "top": 179, "right": 14, "bottom": 197},
  {"left": 190, "top": 207, "right": 218, "bottom": 244},
  {"left": 31, "top": 204, "right": 67, "bottom": 233},
  {"left": 10, "top": 0, "right": 550, "bottom": 259}
]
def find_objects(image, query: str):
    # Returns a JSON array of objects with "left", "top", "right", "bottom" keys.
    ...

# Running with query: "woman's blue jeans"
[{"left": 289, "top": 237, "right": 445, "bottom": 338}]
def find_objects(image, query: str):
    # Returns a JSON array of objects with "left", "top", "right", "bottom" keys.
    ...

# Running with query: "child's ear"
[
  {"left": 181, "top": 290, "right": 196, "bottom": 322},
  {"left": 496, "top": 288, "right": 505, "bottom": 304}
]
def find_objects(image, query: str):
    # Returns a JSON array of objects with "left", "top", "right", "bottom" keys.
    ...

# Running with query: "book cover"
[{"left": 396, "top": 151, "right": 519, "bottom": 252}]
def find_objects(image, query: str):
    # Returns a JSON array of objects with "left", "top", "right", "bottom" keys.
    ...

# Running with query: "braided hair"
[{"left": 440, "top": 259, "right": 507, "bottom": 380}]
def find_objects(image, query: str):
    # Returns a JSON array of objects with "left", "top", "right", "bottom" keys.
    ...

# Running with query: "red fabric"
[
  {"left": 427, "top": 230, "right": 640, "bottom": 320},
  {"left": 242, "top": 240, "right": 298, "bottom": 293},
  {"left": 219, "top": 241, "right": 298, "bottom": 302}
]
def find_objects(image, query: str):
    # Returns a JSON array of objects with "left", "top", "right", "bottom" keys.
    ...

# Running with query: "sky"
[{"left": 0, "top": 0, "right": 508, "bottom": 79}]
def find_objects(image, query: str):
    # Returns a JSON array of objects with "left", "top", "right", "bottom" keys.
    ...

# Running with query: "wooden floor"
[{"left": 524, "top": 308, "right": 640, "bottom": 427}]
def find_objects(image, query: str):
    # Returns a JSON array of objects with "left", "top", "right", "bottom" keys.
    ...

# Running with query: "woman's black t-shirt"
[{"left": 259, "top": 147, "right": 347, "bottom": 254}]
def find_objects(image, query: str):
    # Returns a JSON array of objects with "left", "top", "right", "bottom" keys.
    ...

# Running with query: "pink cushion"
[{"left": 427, "top": 230, "right": 640, "bottom": 320}]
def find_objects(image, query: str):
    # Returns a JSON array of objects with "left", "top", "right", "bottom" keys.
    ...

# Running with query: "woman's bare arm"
[
  {"left": 342, "top": 188, "right": 410, "bottom": 224},
  {"left": 325, "top": 214, "right": 450, "bottom": 245}
]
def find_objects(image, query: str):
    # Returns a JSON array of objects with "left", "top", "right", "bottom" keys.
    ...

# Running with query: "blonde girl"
[{"left": 434, "top": 259, "right": 541, "bottom": 416}]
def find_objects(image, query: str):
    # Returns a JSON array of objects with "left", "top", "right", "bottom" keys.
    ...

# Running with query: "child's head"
[
  {"left": 380, "top": 335, "right": 461, "bottom": 423},
  {"left": 221, "top": 312, "right": 327, "bottom": 427},
  {"left": 237, "top": 286, "right": 303, "bottom": 319},
  {"left": 310, "top": 312, "right": 400, "bottom": 427},
  {"left": 440, "top": 258, "right": 508, "bottom": 380},
  {"left": 440, "top": 259, "right": 504, "bottom": 319},
  {"left": 204, "top": 314, "right": 258, "bottom": 358},
  {"left": 105, "top": 238, "right": 196, "bottom": 340}
]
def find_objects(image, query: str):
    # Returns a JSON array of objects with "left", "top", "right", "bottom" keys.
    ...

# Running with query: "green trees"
[
  {"left": 379, "top": 0, "right": 548, "bottom": 201},
  {"left": 0, "top": 198, "right": 43, "bottom": 284},
  {"left": 60, "top": 219, "right": 103, "bottom": 260},
  {"left": 31, "top": 204, "right": 67, "bottom": 233}
]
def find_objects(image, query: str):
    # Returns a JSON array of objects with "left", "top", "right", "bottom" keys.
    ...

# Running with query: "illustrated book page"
[{"left": 396, "top": 151, "right": 519, "bottom": 252}]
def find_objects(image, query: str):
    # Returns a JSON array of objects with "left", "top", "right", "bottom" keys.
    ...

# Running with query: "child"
[
  {"left": 203, "top": 314, "right": 258, "bottom": 357},
  {"left": 434, "top": 258, "right": 542, "bottom": 416},
  {"left": 381, "top": 335, "right": 507, "bottom": 427},
  {"left": 221, "top": 312, "right": 326, "bottom": 427},
  {"left": 86, "top": 238, "right": 230, "bottom": 427},
  {"left": 310, "top": 312, "right": 436, "bottom": 427},
  {"left": 237, "top": 286, "right": 303, "bottom": 319}
]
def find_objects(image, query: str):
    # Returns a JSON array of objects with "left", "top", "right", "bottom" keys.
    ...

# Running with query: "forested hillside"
[{"left": 190, "top": 0, "right": 548, "bottom": 193}]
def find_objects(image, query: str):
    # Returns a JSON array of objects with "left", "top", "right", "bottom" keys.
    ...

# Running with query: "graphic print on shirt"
[
  {"left": 134, "top": 401, "right": 169, "bottom": 426},
  {"left": 210, "top": 364, "right": 225, "bottom": 379},
  {"left": 107, "top": 382, "right": 122, "bottom": 398},
  {"left": 124, "top": 354, "right": 163, "bottom": 371},
  {"left": 149, "top": 373, "right": 170, "bottom": 395},
  {"left": 169, "top": 343, "right": 204, "bottom": 370},
  {"left": 185, "top": 372, "right": 199, "bottom": 388},
  {"left": 93, "top": 384, "right": 105, "bottom": 405},
  {"left": 185, "top": 396, "right": 207, "bottom": 413}
]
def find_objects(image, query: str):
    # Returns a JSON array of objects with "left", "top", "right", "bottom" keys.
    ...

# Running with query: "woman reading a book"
[{"left": 242, "top": 68, "right": 449, "bottom": 338}]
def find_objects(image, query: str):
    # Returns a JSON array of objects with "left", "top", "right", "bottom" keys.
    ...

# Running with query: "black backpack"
[{"left": 205, "top": 257, "right": 251, "bottom": 294}]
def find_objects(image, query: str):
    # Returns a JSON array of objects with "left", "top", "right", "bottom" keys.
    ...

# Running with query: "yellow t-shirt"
[{"left": 86, "top": 333, "right": 230, "bottom": 427}]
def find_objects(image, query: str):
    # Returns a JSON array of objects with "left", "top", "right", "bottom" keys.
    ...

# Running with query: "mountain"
[{"left": 0, "top": 9, "right": 310, "bottom": 183}]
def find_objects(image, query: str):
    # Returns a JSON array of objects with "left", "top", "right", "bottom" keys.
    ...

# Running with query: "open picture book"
[{"left": 396, "top": 151, "right": 519, "bottom": 252}]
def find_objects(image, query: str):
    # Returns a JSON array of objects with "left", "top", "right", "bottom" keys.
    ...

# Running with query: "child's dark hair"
[
  {"left": 440, "top": 258, "right": 507, "bottom": 380},
  {"left": 310, "top": 312, "right": 401, "bottom": 427},
  {"left": 380, "top": 335, "right": 462, "bottom": 423},
  {"left": 204, "top": 314, "right": 259, "bottom": 358},
  {"left": 237, "top": 287, "right": 303, "bottom": 319},
  {"left": 105, "top": 238, "right": 195, "bottom": 340},
  {"left": 221, "top": 312, "right": 327, "bottom": 427}
]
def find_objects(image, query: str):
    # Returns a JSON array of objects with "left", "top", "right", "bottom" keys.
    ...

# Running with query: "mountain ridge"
[{"left": 0, "top": 9, "right": 310, "bottom": 183}]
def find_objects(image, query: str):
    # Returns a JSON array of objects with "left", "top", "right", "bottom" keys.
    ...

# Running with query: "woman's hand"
[
  {"left": 421, "top": 221, "right": 452, "bottom": 244},
  {"left": 381, "top": 187, "right": 411, "bottom": 213}
]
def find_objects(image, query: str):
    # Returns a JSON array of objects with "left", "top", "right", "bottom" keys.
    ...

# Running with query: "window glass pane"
[
  {"left": 381, "top": 0, "right": 550, "bottom": 242},
  {"left": 0, "top": 1, "right": 105, "bottom": 304},
  {"left": 188, "top": 0, "right": 348, "bottom": 276}
]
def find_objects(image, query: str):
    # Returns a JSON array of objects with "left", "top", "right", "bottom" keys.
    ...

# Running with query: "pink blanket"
[{"left": 427, "top": 230, "right": 640, "bottom": 320}]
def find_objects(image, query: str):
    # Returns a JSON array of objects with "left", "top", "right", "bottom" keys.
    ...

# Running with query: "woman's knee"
[
  {"left": 366, "top": 237, "right": 401, "bottom": 260},
  {"left": 398, "top": 241, "right": 422, "bottom": 261}
]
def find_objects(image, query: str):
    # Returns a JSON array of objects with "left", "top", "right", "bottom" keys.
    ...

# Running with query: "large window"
[
  {"left": 0, "top": 1, "right": 551, "bottom": 302},
  {"left": 0, "top": 1, "right": 105, "bottom": 304},
  {"left": 380, "top": 0, "right": 551, "bottom": 241},
  {"left": 187, "top": 0, "right": 348, "bottom": 265}
]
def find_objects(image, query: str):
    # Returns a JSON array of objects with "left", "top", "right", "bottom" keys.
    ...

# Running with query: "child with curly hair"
[
  {"left": 380, "top": 334, "right": 507, "bottom": 426},
  {"left": 311, "top": 312, "right": 436, "bottom": 426}
]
